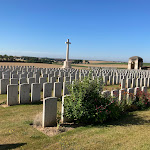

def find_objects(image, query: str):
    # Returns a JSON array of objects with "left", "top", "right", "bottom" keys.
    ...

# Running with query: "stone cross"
[{"left": 65, "top": 39, "right": 71, "bottom": 61}]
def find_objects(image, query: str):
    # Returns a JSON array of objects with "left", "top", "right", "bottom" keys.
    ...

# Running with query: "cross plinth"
[{"left": 62, "top": 39, "right": 72, "bottom": 68}]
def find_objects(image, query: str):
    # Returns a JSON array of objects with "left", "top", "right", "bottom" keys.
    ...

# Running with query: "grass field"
[
  {"left": 143, "top": 63, "right": 150, "bottom": 66},
  {"left": 73, "top": 63, "right": 128, "bottom": 69},
  {"left": 91, "top": 63, "right": 128, "bottom": 65},
  {"left": 1, "top": 85, "right": 150, "bottom": 150}
]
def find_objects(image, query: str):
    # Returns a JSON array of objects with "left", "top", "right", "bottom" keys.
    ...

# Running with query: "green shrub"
[
  {"left": 133, "top": 91, "right": 150, "bottom": 110},
  {"left": 64, "top": 73, "right": 122, "bottom": 124},
  {"left": 118, "top": 90, "right": 150, "bottom": 112}
]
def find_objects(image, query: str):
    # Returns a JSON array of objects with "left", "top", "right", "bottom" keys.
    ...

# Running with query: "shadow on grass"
[
  {"left": 61, "top": 122, "right": 85, "bottom": 128},
  {"left": 0, "top": 143, "right": 27, "bottom": 150},
  {"left": 0, "top": 101, "right": 6, "bottom": 105},
  {"left": 22, "top": 101, "right": 43, "bottom": 105},
  {"left": 105, "top": 112, "right": 150, "bottom": 126},
  {"left": 61, "top": 111, "right": 150, "bottom": 129}
]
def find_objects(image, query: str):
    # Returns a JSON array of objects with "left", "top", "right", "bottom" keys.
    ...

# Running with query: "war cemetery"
[
  {"left": 1, "top": 1, "right": 150, "bottom": 150},
  {"left": 0, "top": 37, "right": 150, "bottom": 150}
]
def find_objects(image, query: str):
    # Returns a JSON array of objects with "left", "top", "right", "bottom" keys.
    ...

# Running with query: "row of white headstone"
[
  {"left": 1, "top": 65, "right": 150, "bottom": 78},
  {"left": 7, "top": 81, "right": 70, "bottom": 106},
  {"left": 1, "top": 70, "right": 150, "bottom": 92},
  {"left": 3, "top": 73, "right": 150, "bottom": 100},
  {"left": 4, "top": 66, "right": 150, "bottom": 107}
]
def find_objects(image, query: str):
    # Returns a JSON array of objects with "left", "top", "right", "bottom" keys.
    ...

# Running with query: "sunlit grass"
[
  {"left": 1, "top": 86, "right": 150, "bottom": 149},
  {"left": 0, "top": 94, "right": 7, "bottom": 104}
]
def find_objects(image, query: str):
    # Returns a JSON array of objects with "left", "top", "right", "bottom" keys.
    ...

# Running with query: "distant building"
[{"left": 128, "top": 56, "right": 143, "bottom": 70}]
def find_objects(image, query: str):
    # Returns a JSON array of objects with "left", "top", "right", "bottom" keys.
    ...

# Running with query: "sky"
[{"left": 0, "top": 0, "right": 150, "bottom": 62}]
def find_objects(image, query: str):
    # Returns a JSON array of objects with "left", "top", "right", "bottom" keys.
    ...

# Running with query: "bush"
[
  {"left": 118, "top": 90, "right": 150, "bottom": 112},
  {"left": 133, "top": 91, "right": 150, "bottom": 110},
  {"left": 64, "top": 73, "right": 122, "bottom": 124}
]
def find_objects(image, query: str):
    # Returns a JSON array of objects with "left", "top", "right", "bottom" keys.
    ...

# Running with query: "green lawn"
[
  {"left": 0, "top": 94, "right": 7, "bottom": 105},
  {"left": 1, "top": 88, "right": 150, "bottom": 150},
  {"left": 103, "top": 84, "right": 120, "bottom": 91}
]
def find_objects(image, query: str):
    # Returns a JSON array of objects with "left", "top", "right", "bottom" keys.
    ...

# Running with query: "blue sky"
[{"left": 0, "top": 0, "right": 150, "bottom": 62}]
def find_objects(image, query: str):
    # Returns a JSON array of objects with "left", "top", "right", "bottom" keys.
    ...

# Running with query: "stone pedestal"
[{"left": 62, "top": 60, "right": 71, "bottom": 69}]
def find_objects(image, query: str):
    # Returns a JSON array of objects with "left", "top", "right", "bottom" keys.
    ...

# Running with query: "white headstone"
[{"left": 42, "top": 97, "right": 57, "bottom": 127}]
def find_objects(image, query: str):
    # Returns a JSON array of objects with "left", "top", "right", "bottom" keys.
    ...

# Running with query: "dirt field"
[
  {"left": 0, "top": 62, "right": 62, "bottom": 68},
  {"left": 0, "top": 61, "right": 128, "bottom": 69}
]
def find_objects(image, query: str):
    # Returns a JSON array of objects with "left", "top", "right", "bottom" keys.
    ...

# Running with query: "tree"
[
  {"left": 85, "top": 60, "right": 89, "bottom": 64},
  {"left": 9, "top": 56, "right": 14, "bottom": 61},
  {"left": 0, "top": 55, "right": 3, "bottom": 61},
  {"left": 72, "top": 60, "right": 83, "bottom": 64},
  {"left": 4, "top": 54, "right": 8, "bottom": 61}
]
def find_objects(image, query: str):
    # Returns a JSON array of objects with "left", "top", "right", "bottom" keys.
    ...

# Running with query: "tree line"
[
  {"left": 0, "top": 55, "right": 15, "bottom": 62},
  {"left": 0, "top": 55, "right": 55, "bottom": 64},
  {"left": 0, "top": 54, "right": 89, "bottom": 64}
]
